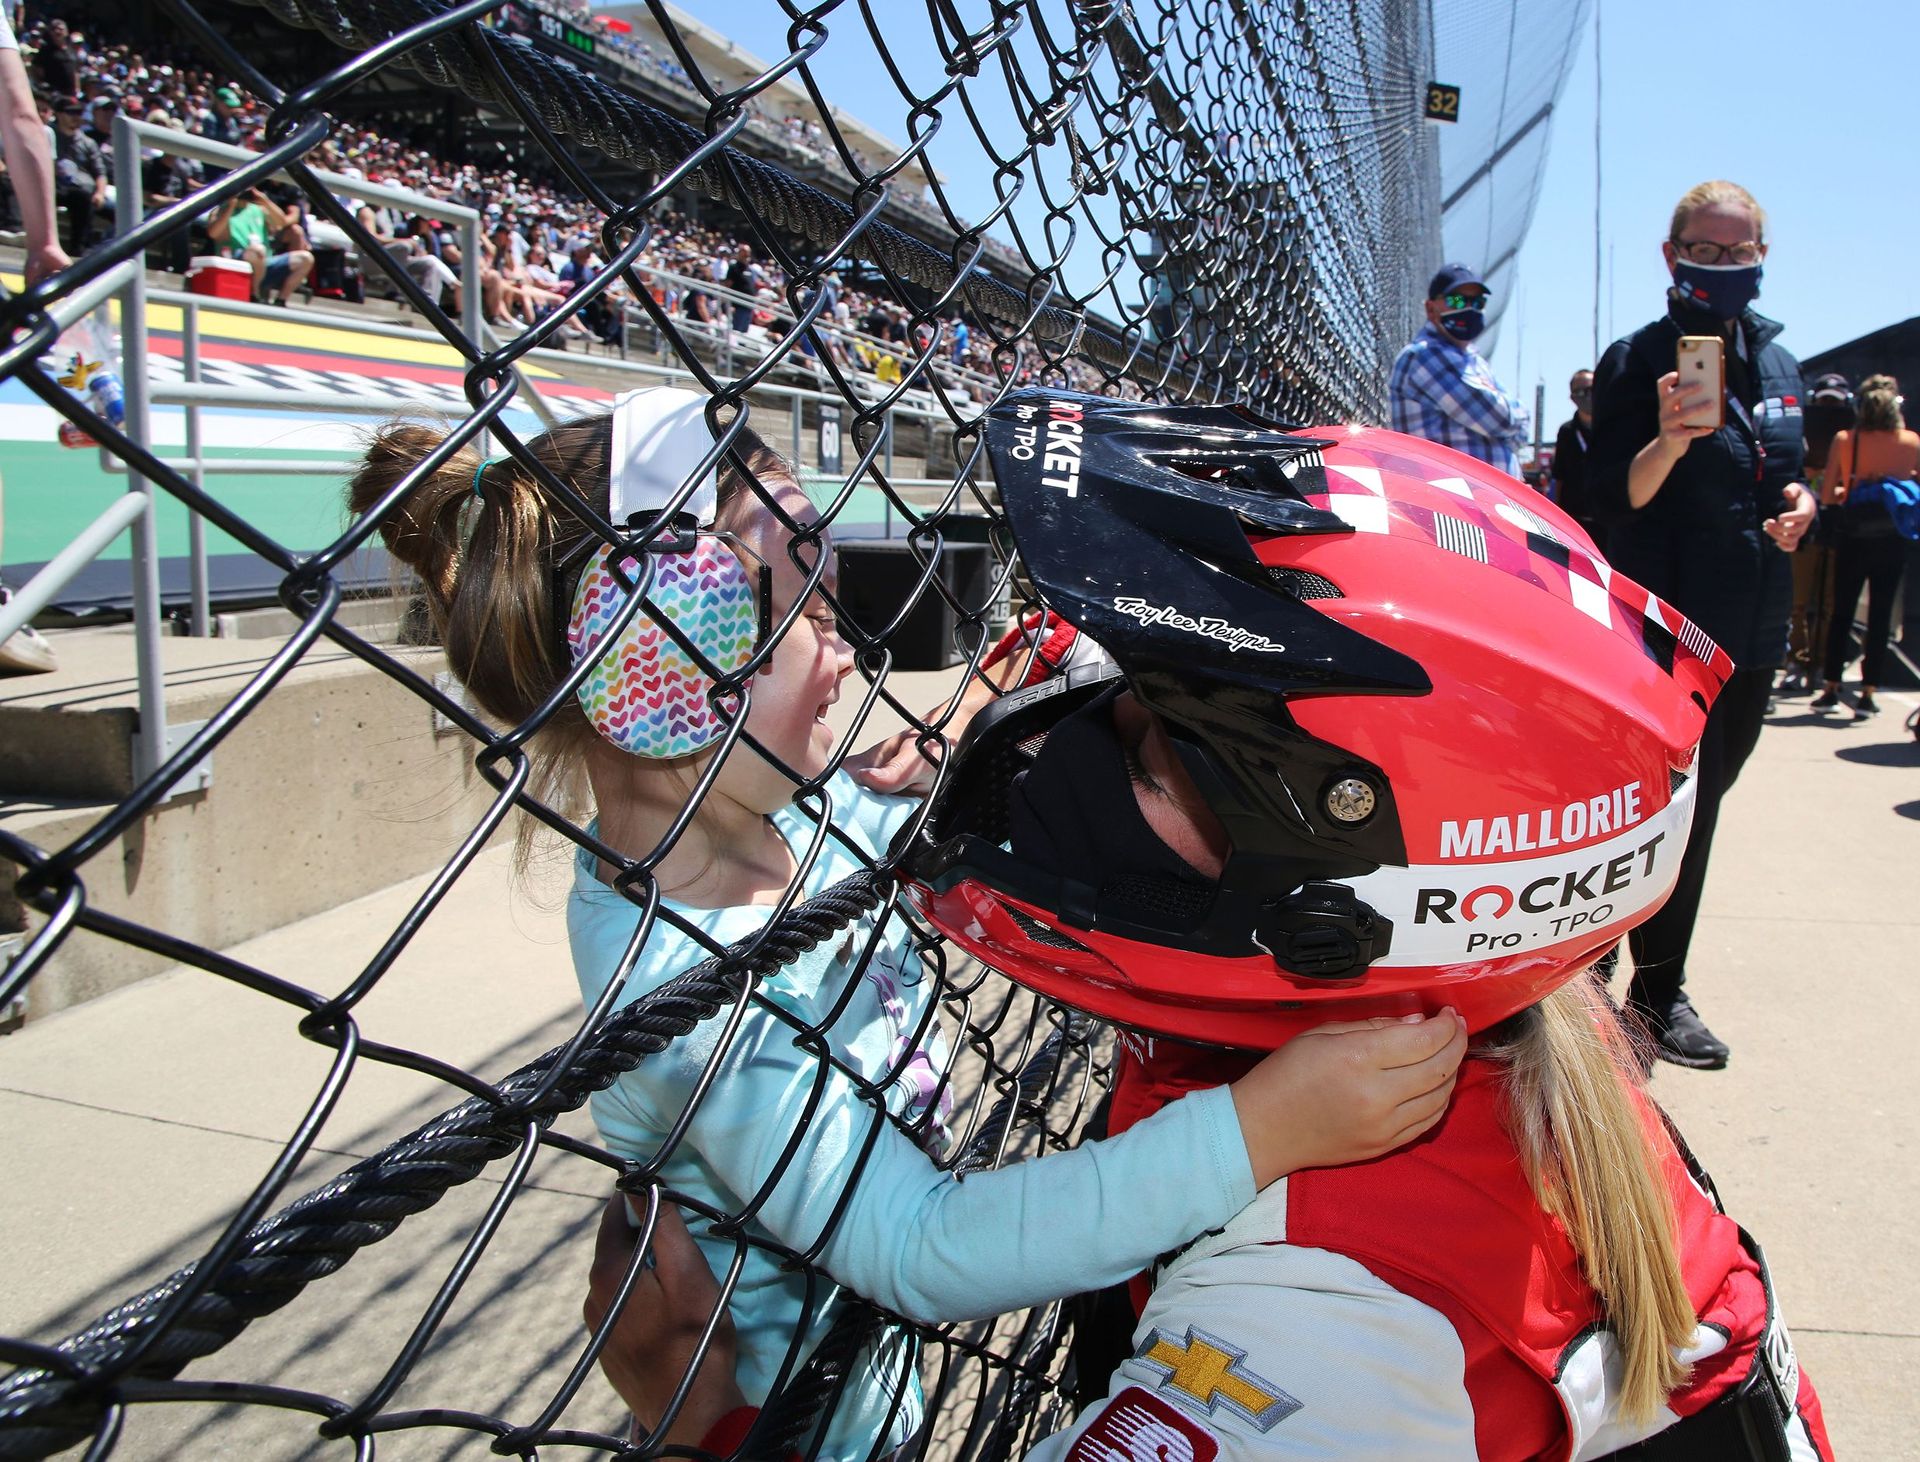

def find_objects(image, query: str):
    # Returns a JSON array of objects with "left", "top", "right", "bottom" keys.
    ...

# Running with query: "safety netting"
[
  {"left": 1433, "top": 0, "right": 1594, "bottom": 338},
  {"left": 0, "top": 0, "right": 1567, "bottom": 1457}
]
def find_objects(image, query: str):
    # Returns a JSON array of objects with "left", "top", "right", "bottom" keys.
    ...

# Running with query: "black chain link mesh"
[{"left": 0, "top": 0, "right": 1446, "bottom": 1456}]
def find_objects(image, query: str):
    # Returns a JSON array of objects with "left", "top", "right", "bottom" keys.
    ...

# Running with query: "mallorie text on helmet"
[{"left": 1437, "top": 780, "right": 1643, "bottom": 860}]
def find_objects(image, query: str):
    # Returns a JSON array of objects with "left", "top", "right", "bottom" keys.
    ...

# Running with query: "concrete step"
[{"left": 0, "top": 618, "right": 507, "bottom": 1022}]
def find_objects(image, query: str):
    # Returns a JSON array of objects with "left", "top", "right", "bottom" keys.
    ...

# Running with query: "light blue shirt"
[
  {"left": 1387, "top": 323, "right": 1530, "bottom": 478},
  {"left": 569, "top": 771, "right": 1255, "bottom": 1459}
]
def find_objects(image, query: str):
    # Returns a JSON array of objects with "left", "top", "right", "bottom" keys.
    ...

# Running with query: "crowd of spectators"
[
  {"left": 534, "top": 0, "right": 865, "bottom": 176},
  {"left": 4, "top": 13, "right": 1127, "bottom": 399}
]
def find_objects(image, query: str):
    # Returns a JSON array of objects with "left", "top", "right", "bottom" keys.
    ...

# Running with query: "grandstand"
[{"left": 3, "top": 2, "right": 1117, "bottom": 622}]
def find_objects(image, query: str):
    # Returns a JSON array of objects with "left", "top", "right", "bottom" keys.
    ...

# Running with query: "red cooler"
[{"left": 187, "top": 257, "right": 253, "bottom": 301}]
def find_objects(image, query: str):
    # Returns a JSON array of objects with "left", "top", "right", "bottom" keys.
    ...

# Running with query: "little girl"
[{"left": 347, "top": 386, "right": 1466, "bottom": 1459}]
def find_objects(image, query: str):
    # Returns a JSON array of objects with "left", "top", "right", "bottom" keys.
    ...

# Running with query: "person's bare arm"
[
  {"left": 1626, "top": 370, "right": 1716, "bottom": 509},
  {"left": 205, "top": 196, "right": 235, "bottom": 247},
  {"left": 255, "top": 189, "right": 289, "bottom": 233},
  {"left": 582, "top": 1195, "right": 746, "bottom": 1446},
  {"left": 355, "top": 202, "right": 393, "bottom": 245},
  {"left": 1823, "top": 431, "right": 1852, "bottom": 506},
  {"left": 0, "top": 47, "right": 67, "bottom": 283}
]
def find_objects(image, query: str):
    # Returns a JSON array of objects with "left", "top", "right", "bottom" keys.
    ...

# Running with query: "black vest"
[{"left": 1600, "top": 306, "right": 1805, "bottom": 668}]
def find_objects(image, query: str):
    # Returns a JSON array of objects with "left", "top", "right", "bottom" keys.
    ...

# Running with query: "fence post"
[
  {"left": 113, "top": 114, "right": 170, "bottom": 785},
  {"left": 185, "top": 299, "right": 210, "bottom": 636},
  {"left": 459, "top": 210, "right": 483, "bottom": 358}
]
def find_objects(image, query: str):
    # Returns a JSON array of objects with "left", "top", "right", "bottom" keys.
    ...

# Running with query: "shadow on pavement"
[
  {"left": 1763, "top": 711, "right": 1858, "bottom": 729},
  {"left": 1834, "top": 742, "right": 1920, "bottom": 767}
]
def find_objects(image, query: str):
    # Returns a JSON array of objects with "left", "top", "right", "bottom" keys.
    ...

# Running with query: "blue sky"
[
  {"left": 674, "top": 0, "right": 1920, "bottom": 427},
  {"left": 1480, "top": 0, "right": 1920, "bottom": 433}
]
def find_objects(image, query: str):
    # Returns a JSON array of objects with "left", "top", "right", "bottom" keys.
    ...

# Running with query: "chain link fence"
[{"left": 1, "top": 0, "right": 1454, "bottom": 1456}]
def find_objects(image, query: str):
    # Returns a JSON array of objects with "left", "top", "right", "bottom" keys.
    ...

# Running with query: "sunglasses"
[
  {"left": 1441, "top": 291, "right": 1488, "bottom": 312},
  {"left": 1671, "top": 238, "right": 1763, "bottom": 267}
]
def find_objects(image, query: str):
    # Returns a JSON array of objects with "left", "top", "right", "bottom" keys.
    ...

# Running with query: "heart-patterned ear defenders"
[{"left": 565, "top": 388, "right": 774, "bottom": 758}]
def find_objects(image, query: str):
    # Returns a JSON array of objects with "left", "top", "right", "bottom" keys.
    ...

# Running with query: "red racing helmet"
[{"left": 899, "top": 390, "right": 1732, "bottom": 1046}]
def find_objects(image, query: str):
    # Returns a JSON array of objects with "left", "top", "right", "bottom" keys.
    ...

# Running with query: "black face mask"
[{"left": 1008, "top": 693, "right": 1217, "bottom": 926}]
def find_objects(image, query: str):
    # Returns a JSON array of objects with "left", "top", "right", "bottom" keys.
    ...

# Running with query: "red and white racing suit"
[{"left": 1026, "top": 1044, "right": 1833, "bottom": 1462}]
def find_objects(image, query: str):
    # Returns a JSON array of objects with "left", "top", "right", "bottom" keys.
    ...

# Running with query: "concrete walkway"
[
  {"left": 0, "top": 679, "right": 1914, "bottom": 1458},
  {"left": 1646, "top": 683, "right": 1920, "bottom": 1460}
]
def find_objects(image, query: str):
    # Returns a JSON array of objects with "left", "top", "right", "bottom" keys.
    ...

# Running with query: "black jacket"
[
  {"left": 1550, "top": 416, "right": 1596, "bottom": 534},
  {"left": 1589, "top": 300, "right": 1806, "bottom": 669}
]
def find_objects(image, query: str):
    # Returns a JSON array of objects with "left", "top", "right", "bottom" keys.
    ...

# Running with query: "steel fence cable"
[{"left": 0, "top": 873, "right": 888, "bottom": 1460}]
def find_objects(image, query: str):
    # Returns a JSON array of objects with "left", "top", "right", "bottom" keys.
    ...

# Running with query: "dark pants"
[
  {"left": 1624, "top": 665, "right": 1774, "bottom": 1015},
  {"left": 1822, "top": 534, "right": 1908, "bottom": 685},
  {"left": 1786, "top": 540, "right": 1834, "bottom": 676},
  {"left": 57, "top": 188, "right": 95, "bottom": 253}
]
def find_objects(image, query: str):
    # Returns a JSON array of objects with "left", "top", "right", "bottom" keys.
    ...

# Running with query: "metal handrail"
[
  {"left": 0, "top": 119, "right": 493, "bottom": 787},
  {"left": 620, "top": 260, "right": 999, "bottom": 397}
]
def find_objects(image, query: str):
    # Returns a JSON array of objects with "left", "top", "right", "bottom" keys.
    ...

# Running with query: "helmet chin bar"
[{"left": 903, "top": 665, "right": 1396, "bottom": 980}]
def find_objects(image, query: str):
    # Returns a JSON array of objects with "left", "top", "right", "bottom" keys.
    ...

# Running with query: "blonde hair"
[
  {"left": 345, "top": 411, "right": 787, "bottom": 856},
  {"left": 1857, "top": 374, "right": 1904, "bottom": 433},
  {"left": 1669, "top": 180, "right": 1767, "bottom": 245},
  {"left": 1480, "top": 979, "right": 1696, "bottom": 1422}
]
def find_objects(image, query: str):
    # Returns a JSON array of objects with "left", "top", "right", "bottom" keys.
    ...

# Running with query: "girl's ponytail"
[
  {"left": 348, "top": 423, "right": 477, "bottom": 604},
  {"left": 1481, "top": 979, "right": 1697, "bottom": 1423},
  {"left": 347, "top": 419, "right": 610, "bottom": 731}
]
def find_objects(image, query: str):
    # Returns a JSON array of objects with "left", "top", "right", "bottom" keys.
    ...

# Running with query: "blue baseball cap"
[{"left": 1427, "top": 263, "right": 1488, "bottom": 300}]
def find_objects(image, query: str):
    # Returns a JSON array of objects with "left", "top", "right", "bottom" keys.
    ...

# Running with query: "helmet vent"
[
  {"left": 1101, "top": 872, "right": 1216, "bottom": 925},
  {"left": 1669, "top": 766, "right": 1689, "bottom": 796},
  {"left": 1003, "top": 903, "right": 1092, "bottom": 952},
  {"left": 1264, "top": 567, "right": 1343, "bottom": 600},
  {"left": 1016, "top": 731, "right": 1051, "bottom": 759}
]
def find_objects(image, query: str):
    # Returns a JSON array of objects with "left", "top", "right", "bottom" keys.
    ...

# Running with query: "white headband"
[{"left": 608, "top": 386, "right": 719, "bottom": 528}]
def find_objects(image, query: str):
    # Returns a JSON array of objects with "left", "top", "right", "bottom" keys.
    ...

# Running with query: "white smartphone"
[{"left": 1674, "top": 336, "right": 1725, "bottom": 431}]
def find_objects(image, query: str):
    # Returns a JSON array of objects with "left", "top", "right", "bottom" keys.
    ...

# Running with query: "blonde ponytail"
[
  {"left": 1481, "top": 979, "right": 1696, "bottom": 1422},
  {"left": 1857, "top": 374, "right": 1903, "bottom": 433}
]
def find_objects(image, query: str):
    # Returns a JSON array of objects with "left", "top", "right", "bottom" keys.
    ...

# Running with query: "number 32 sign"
[{"left": 1425, "top": 83, "right": 1461, "bottom": 122}]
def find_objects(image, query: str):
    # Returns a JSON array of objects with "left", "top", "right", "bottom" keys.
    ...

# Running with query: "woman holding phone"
[{"left": 1585, "top": 180, "right": 1816, "bottom": 1074}]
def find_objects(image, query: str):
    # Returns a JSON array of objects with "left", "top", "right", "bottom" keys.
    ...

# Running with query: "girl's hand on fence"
[
  {"left": 848, "top": 666, "right": 1022, "bottom": 796},
  {"left": 1230, "top": 1010, "right": 1467, "bottom": 1187},
  {"left": 846, "top": 727, "right": 944, "bottom": 795},
  {"left": 583, "top": 1193, "right": 746, "bottom": 1444}
]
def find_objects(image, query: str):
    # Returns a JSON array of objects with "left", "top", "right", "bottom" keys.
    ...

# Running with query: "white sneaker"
[{"left": 0, "top": 586, "right": 57, "bottom": 675}]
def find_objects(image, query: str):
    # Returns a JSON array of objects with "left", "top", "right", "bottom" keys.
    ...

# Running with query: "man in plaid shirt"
[{"left": 1388, "top": 264, "right": 1529, "bottom": 478}]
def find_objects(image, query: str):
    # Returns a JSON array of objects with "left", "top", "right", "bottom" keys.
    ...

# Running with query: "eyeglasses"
[
  {"left": 1671, "top": 238, "right": 1764, "bottom": 267},
  {"left": 1440, "top": 291, "right": 1488, "bottom": 312}
]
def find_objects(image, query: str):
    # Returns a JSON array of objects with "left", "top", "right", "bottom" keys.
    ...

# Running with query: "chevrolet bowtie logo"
[{"left": 1134, "top": 1326, "right": 1302, "bottom": 1432}]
